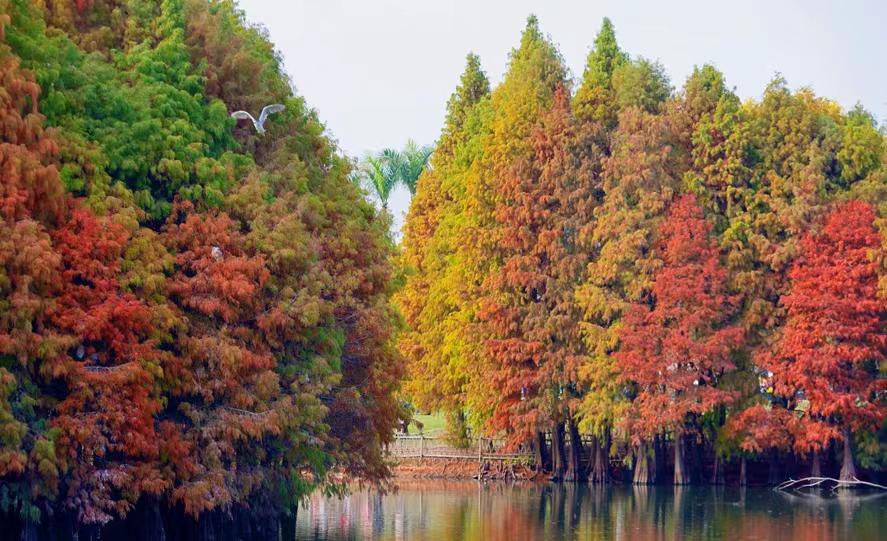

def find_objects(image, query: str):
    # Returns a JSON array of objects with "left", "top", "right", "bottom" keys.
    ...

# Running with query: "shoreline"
[{"left": 392, "top": 458, "right": 544, "bottom": 481}]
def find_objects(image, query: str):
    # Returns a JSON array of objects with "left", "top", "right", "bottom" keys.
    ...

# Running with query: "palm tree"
[
  {"left": 359, "top": 153, "right": 399, "bottom": 210},
  {"left": 357, "top": 141, "right": 434, "bottom": 209},
  {"left": 381, "top": 147, "right": 408, "bottom": 189},
  {"left": 397, "top": 140, "right": 434, "bottom": 196}
]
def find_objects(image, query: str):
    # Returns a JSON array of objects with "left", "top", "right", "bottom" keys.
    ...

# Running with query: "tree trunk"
[
  {"left": 45, "top": 508, "right": 75, "bottom": 541},
  {"left": 767, "top": 448, "right": 780, "bottom": 486},
  {"left": 633, "top": 440, "right": 654, "bottom": 485},
  {"left": 551, "top": 423, "right": 567, "bottom": 482},
  {"left": 811, "top": 451, "right": 822, "bottom": 478},
  {"left": 445, "top": 409, "right": 471, "bottom": 447},
  {"left": 197, "top": 512, "right": 216, "bottom": 541},
  {"left": 674, "top": 434, "right": 690, "bottom": 485},
  {"left": 281, "top": 505, "right": 297, "bottom": 541},
  {"left": 218, "top": 511, "right": 234, "bottom": 541},
  {"left": 535, "top": 431, "right": 551, "bottom": 473},
  {"left": 739, "top": 456, "right": 747, "bottom": 487},
  {"left": 587, "top": 435, "right": 598, "bottom": 480},
  {"left": 20, "top": 522, "right": 37, "bottom": 541},
  {"left": 690, "top": 433, "right": 704, "bottom": 485},
  {"left": 839, "top": 426, "right": 857, "bottom": 482},
  {"left": 138, "top": 500, "right": 167, "bottom": 541},
  {"left": 564, "top": 419, "right": 583, "bottom": 482},
  {"left": 590, "top": 428, "right": 610, "bottom": 484},
  {"left": 533, "top": 433, "right": 544, "bottom": 472},
  {"left": 711, "top": 454, "right": 725, "bottom": 485},
  {"left": 259, "top": 514, "right": 279, "bottom": 541},
  {"left": 650, "top": 437, "right": 659, "bottom": 484},
  {"left": 653, "top": 434, "right": 665, "bottom": 483},
  {"left": 78, "top": 525, "right": 100, "bottom": 541},
  {"left": 233, "top": 505, "right": 250, "bottom": 541}
]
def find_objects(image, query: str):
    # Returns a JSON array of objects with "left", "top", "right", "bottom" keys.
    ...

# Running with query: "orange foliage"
[
  {"left": 617, "top": 195, "right": 743, "bottom": 439},
  {"left": 758, "top": 200, "right": 885, "bottom": 446}
]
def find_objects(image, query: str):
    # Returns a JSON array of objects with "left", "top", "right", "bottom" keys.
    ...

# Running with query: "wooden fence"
[{"left": 387, "top": 434, "right": 533, "bottom": 462}]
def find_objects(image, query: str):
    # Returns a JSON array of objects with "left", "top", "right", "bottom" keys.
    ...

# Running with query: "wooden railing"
[{"left": 387, "top": 434, "right": 533, "bottom": 461}]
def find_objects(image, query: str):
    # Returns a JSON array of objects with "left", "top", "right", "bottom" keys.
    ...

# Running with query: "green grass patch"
[{"left": 411, "top": 412, "right": 446, "bottom": 435}]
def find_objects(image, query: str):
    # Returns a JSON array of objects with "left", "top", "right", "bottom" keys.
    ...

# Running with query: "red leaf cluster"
[
  {"left": 755, "top": 201, "right": 886, "bottom": 448},
  {"left": 617, "top": 195, "right": 743, "bottom": 438}
]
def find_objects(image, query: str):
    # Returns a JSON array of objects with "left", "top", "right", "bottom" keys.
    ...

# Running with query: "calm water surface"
[{"left": 295, "top": 481, "right": 885, "bottom": 540}]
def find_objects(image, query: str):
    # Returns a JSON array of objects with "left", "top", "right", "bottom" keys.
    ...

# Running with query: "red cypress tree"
[
  {"left": 160, "top": 201, "right": 278, "bottom": 516},
  {"left": 617, "top": 194, "right": 743, "bottom": 484},
  {"left": 473, "top": 17, "right": 570, "bottom": 475},
  {"left": 758, "top": 200, "right": 886, "bottom": 481},
  {"left": 483, "top": 91, "right": 572, "bottom": 448},
  {"left": 51, "top": 208, "right": 164, "bottom": 525},
  {"left": 481, "top": 87, "right": 598, "bottom": 482},
  {"left": 0, "top": 51, "right": 63, "bottom": 225},
  {"left": 574, "top": 103, "right": 687, "bottom": 485},
  {"left": 725, "top": 405, "right": 795, "bottom": 455},
  {"left": 0, "top": 45, "right": 70, "bottom": 519},
  {"left": 0, "top": 220, "right": 63, "bottom": 499}
]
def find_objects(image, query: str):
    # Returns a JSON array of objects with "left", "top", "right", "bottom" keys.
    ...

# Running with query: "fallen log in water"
[{"left": 776, "top": 476, "right": 887, "bottom": 493}]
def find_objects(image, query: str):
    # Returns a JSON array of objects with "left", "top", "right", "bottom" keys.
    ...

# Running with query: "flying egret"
[{"left": 230, "top": 104, "right": 285, "bottom": 135}]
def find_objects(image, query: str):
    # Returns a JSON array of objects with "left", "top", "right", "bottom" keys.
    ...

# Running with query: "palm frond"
[
  {"left": 359, "top": 153, "right": 398, "bottom": 208},
  {"left": 357, "top": 140, "right": 435, "bottom": 205},
  {"left": 400, "top": 139, "right": 435, "bottom": 195}
]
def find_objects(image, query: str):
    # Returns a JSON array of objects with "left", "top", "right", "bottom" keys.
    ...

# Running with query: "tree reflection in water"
[{"left": 297, "top": 481, "right": 886, "bottom": 540}]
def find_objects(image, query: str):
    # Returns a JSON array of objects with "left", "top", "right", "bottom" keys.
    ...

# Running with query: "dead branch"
[
  {"left": 223, "top": 406, "right": 271, "bottom": 419},
  {"left": 81, "top": 362, "right": 133, "bottom": 373},
  {"left": 776, "top": 476, "right": 887, "bottom": 493}
]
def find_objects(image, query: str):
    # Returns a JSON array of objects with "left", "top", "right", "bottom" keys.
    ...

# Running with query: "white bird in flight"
[{"left": 230, "top": 104, "right": 285, "bottom": 135}]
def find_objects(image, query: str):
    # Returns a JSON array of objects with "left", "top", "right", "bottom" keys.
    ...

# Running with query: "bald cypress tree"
[
  {"left": 0, "top": 35, "right": 70, "bottom": 527},
  {"left": 485, "top": 86, "right": 600, "bottom": 480},
  {"left": 396, "top": 54, "right": 490, "bottom": 434},
  {"left": 574, "top": 101, "right": 687, "bottom": 484},
  {"left": 474, "top": 15, "right": 575, "bottom": 475},
  {"left": 573, "top": 17, "right": 627, "bottom": 130},
  {"left": 437, "top": 53, "right": 491, "bottom": 167}
]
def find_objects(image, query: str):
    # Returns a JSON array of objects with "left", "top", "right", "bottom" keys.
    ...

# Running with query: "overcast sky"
[{"left": 237, "top": 0, "right": 887, "bottom": 232}]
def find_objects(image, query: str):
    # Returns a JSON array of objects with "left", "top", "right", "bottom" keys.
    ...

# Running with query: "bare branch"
[{"left": 776, "top": 476, "right": 887, "bottom": 493}]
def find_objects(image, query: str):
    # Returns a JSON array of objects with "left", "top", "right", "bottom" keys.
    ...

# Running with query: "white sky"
[{"left": 237, "top": 0, "right": 887, "bottom": 232}]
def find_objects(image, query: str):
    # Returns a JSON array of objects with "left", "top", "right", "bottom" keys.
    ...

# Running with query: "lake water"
[{"left": 295, "top": 481, "right": 886, "bottom": 540}]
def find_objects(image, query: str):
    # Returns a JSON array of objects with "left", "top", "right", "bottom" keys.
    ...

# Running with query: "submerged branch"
[{"left": 776, "top": 476, "right": 887, "bottom": 493}]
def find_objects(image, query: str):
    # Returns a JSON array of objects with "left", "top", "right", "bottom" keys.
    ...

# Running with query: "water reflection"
[{"left": 296, "top": 481, "right": 886, "bottom": 540}]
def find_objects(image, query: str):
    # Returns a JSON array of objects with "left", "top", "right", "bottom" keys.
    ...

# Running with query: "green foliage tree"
[{"left": 573, "top": 17, "right": 627, "bottom": 129}]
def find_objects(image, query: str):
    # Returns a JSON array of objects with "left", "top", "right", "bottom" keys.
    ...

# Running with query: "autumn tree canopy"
[
  {"left": 617, "top": 194, "right": 743, "bottom": 484},
  {"left": 1, "top": 0, "right": 403, "bottom": 535},
  {"left": 756, "top": 200, "right": 885, "bottom": 479},
  {"left": 397, "top": 14, "right": 886, "bottom": 487}
]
